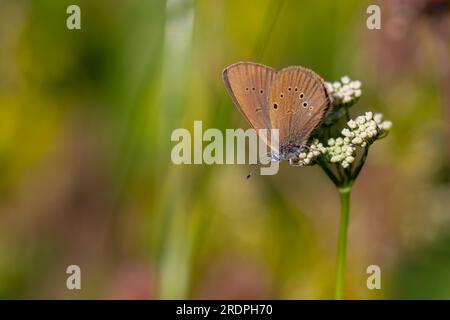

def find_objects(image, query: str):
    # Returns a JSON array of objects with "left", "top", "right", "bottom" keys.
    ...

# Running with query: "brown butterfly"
[{"left": 223, "top": 62, "right": 332, "bottom": 165}]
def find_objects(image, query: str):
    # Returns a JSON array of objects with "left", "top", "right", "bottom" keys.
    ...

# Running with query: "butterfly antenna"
[
  {"left": 246, "top": 163, "right": 261, "bottom": 179},
  {"left": 246, "top": 152, "right": 275, "bottom": 179}
]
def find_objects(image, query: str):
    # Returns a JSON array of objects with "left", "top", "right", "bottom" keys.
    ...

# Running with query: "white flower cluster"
[
  {"left": 341, "top": 112, "right": 392, "bottom": 148},
  {"left": 325, "top": 76, "right": 362, "bottom": 106},
  {"left": 325, "top": 111, "right": 392, "bottom": 168},
  {"left": 290, "top": 139, "right": 326, "bottom": 166},
  {"left": 292, "top": 112, "right": 392, "bottom": 169},
  {"left": 326, "top": 137, "right": 356, "bottom": 168},
  {"left": 290, "top": 77, "right": 393, "bottom": 169}
]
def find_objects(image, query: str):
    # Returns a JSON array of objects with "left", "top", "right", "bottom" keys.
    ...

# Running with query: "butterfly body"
[{"left": 223, "top": 62, "right": 331, "bottom": 163}]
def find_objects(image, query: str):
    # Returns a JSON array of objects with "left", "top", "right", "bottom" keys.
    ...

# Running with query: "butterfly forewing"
[
  {"left": 268, "top": 66, "right": 331, "bottom": 157},
  {"left": 222, "top": 62, "right": 276, "bottom": 131}
]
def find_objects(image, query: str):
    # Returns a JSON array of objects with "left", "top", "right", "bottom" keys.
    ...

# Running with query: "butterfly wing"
[
  {"left": 268, "top": 66, "right": 331, "bottom": 156},
  {"left": 222, "top": 62, "right": 276, "bottom": 131}
]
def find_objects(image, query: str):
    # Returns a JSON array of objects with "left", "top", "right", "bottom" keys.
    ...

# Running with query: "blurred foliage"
[{"left": 0, "top": 0, "right": 449, "bottom": 299}]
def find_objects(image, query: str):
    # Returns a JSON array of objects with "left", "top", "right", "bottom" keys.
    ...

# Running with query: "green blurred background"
[{"left": 0, "top": 0, "right": 449, "bottom": 299}]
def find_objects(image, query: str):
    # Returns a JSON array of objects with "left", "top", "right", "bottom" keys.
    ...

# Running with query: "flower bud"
[{"left": 341, "top": 76, "right": 350, "bottom": 84}]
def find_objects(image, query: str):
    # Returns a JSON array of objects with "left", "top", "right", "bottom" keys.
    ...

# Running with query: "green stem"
[
  {"left": 335, "top": 186, "right": 351, "bottom": 300},
  {"left": 344, "top": 107, "right": 351, "bottom": 122}
]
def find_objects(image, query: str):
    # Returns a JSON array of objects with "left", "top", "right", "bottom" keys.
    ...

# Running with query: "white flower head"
[
  {"left": 380, "top": 120, "right": 392, "bottom": 131},
  {"left": 291, "top": 139, "right": 327, "bottom": 167},
  {"left": 341, "top": 76, "right": 350, "bottom": 84},
  {"left": 374, "top": 113, "right": 383, "bottom": 124},
  {"left": 325, "top": 76, "right": 362, "bottom": 109},
  {"left": 341, "top": 111, "right": 393, "bottom": 148},
  {"left": 293, "top": 75, "right": 391, "bottom": 171},
  {"left": 350, "top": 80, "right": 361, "bottom": 89}
]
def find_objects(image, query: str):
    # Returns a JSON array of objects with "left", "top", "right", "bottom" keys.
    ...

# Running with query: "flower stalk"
[
  {"left": 290, "top": 76, "right": 392, "bottom": 299},
  {"left": 335, "top": 186, "right": 350, "bottom": 300}
]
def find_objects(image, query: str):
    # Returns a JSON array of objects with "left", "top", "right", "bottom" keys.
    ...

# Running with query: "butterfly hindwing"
[{"left": 268, "top": 66, "right": 331, "bottom": 156}]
